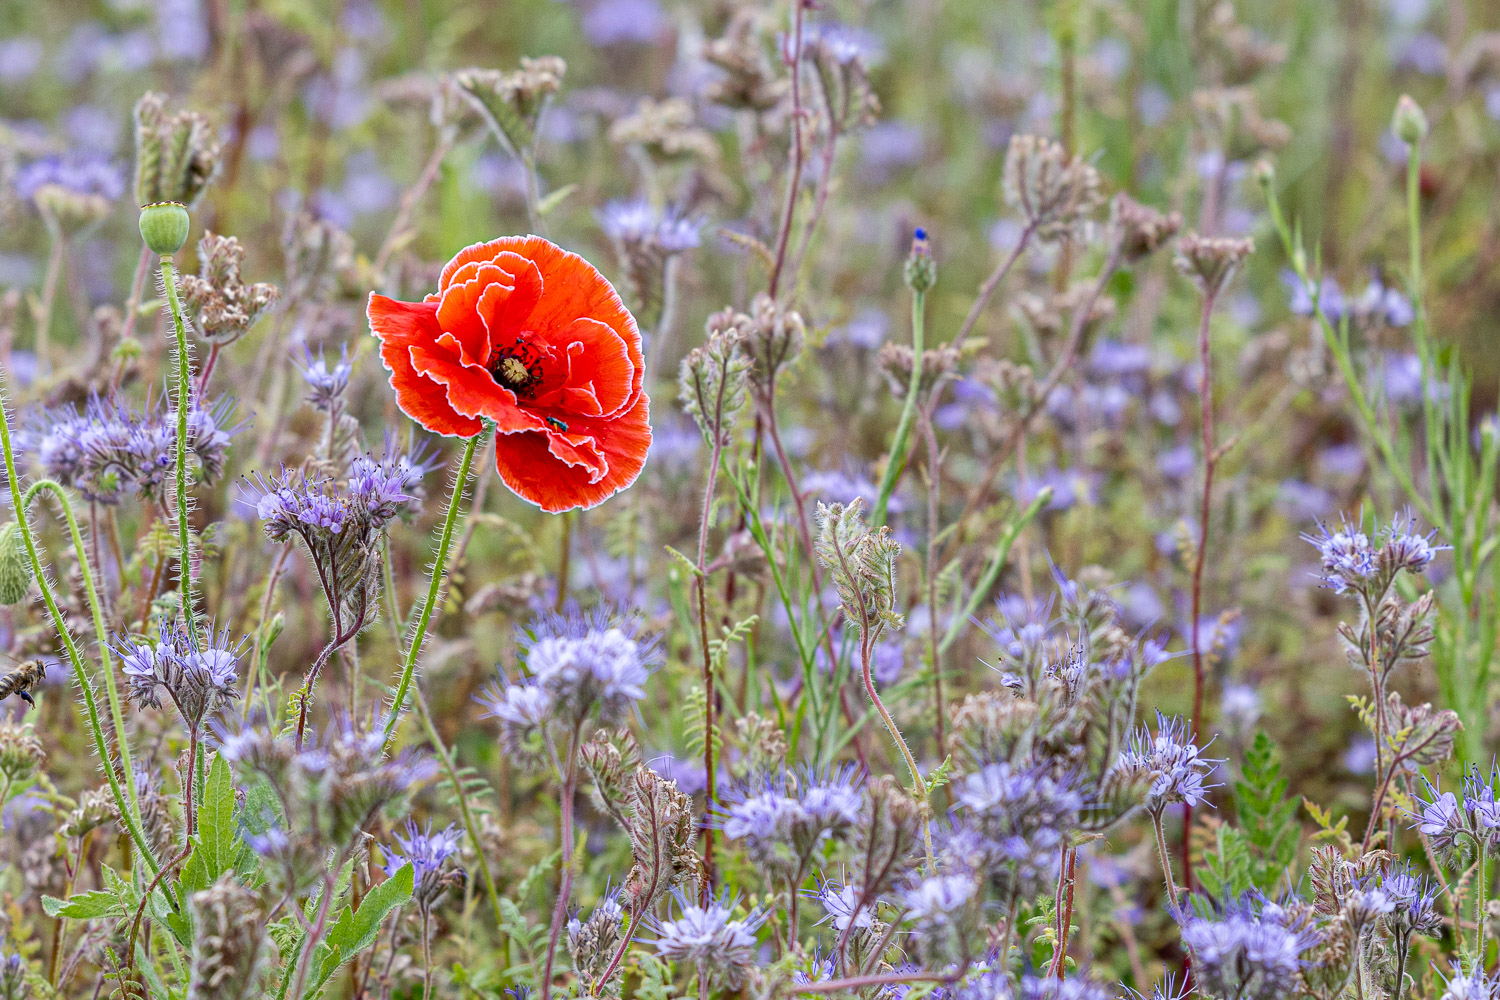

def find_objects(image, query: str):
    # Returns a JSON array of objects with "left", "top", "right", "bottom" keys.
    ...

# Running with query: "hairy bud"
[
  {"left": 0, "top": 522, "right": 34, "bottom": 605},
  {"left": 187, "top": 875, "right": 268, "bottom": 1000},
  {"left": 133, "top": 92, "right": 221, "bottom": 209}
]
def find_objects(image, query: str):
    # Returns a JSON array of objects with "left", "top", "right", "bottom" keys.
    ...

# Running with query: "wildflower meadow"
[{"left": 2, "top": 1, "right": 1500, "bottom": 998}]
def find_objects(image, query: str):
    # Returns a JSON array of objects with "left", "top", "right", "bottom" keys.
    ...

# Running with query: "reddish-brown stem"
[
  {"left": 1183, "top": 288, "right": 1219, "bottom": 894},
  {"left": 541, "top": 722, "right": 583, "bottom": 1000},
  {"left": 695, "top": 412, "right": 727, "bottom": 897},
  {"left": 1047, "top": 846, "right": 1078, "bottom": 978},
  {"left": 791, "top": 958, "right": 972, "bottom": 995},
  {"left": 766, "top": 0, "right": 806, "bottom": 301},
  {"left": 196, "top": 342, "right": 221, "bottom": 393}
]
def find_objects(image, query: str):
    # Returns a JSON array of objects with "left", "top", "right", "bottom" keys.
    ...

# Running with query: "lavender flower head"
[
  {"left": 649, "top": 892, "right": 764, "bottom": 990},
  {"left": 385, "top": 819, "right": 463, "bottom": 908},
  {"left": 1382, "top": 863, "right": 1444, "bottom": 938},
  {"left": 299, "top": 346, "right": 353, "bottom": 412},
  {"left": 25, "top": 396, "right": 240, "bottom": 504},
  {"left": 1118, "top": 713, "right": 1218, "bottom": 816},
  {"left": 811, "top": 876, "right": 875, "bottom": 932},
  {"left": 1303, "top": 510, "right": 1446, "bottom": 597},
  {"left": 515, "top": 605, "right": 660, "bottom": 725},
  {"left": 716, "top": 764, "right": 865, "bottom": 875},
  {"left": 903, "top": 873, "right": 978, "bottom": 927},
  {"left": 117, "top": 621, "right": 243, "bottom": 727},
  {"left": 1178, "top": 898, "right": 1320, "bottom": 1000}
]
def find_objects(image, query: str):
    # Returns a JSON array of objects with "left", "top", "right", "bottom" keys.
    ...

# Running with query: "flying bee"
[{"left": 0, "top": 658, "right": 46, "bottom": 707}]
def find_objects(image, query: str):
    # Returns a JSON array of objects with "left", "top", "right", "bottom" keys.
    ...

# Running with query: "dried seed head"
[
  {"left": 735, "top": 714, "right": 789, "bottom": 776},
  {"left": 568, "top": 894, "right": 627, "bottom": 995},
  {"left": 814, "top": 499, "right": 904, "bottom": 639},
  {"left": 454, "top": 57, "right": 567, "bottom": 154},
  {"left": 620, "top": 768, "right": 703, "bottom": 912},
  {"left": 61, "top": 788, "right": 118, "bottom": 839},
  {"left": 608, "top": 98, "right": 719, "bottom": 165},
  {"left": 1109, "top": 194, "right": 1182, "bottom": 264},
  {"left": 679, "top": 324, "right": 751, "bottom": 446},
  {"left": 1002, "top": 134, "right": 1105, "bottom": 241},
  {"left": 1011, "top": 283, "right": 1116, "bottom": 343},
  {"left": 179, "top": 233, "right": 280, "bottom": 346},
  {"left": 703, "top": 10, "right": 788, "bottom": 112},
  {"left": 1173, "top": 231, "right": 1254, "bottom": 297},
  {"left": 741, "top": 294, "right": 806, "bottom": 390},
  {"left": 878, "top": 342, "right": 959, "bottom": 399},
  {"left": 282, "top": 211, "right": 356, "bottom": 303}
]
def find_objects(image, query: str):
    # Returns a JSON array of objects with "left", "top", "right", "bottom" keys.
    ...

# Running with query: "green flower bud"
[
  {"left": 1393, "top": 95, "right": 1428, "bottom": 146},
  {"left": 266, "top": 611, "right": 286, "bottom": 648},
  {"left": 1252, "top": 158, "right": 1276, "bottom": 190},
  {"left": 139, "top": 202, "right": 190, "bottom": 255},
  {"left": 903, "top": 228, "right": 937, "bottom": 294},
  {"left": 0, "top": 521, "right": 34, "bottom": 605}
]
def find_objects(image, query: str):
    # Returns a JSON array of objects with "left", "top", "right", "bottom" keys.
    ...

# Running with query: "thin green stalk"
[
  {"left": 1263, "top": 184, "right": 1441, "bottom": 531},
  {"left": 24, "top": 481, "right": 141, "bottom": 822},
  {"left": 0, "top": 377, "right": 160, "bottom": 877},
  {"left": 382, "top": 427, "right": 487, "bottom": 752},
  {"left": 1476, "top": 849, "right": 1487, "bottom": 961},
  {"left": 873, "top": 287, "right": 926, "bottom": 526},
  {"left": 412, "top": 683, "right": 509, "bottom": 957},
  {"left": 937, "top": 489, "right": 1052, "bottom": 656},
  {"left": 159, "top": 256, "right": 200, "bottom": 650}
]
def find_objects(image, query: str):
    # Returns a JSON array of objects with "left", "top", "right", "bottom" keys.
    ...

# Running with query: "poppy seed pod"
[{"left": 139, "top": 202, "right": 190, "bottom": 255}]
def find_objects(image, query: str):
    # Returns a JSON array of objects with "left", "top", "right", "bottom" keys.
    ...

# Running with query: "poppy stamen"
[{"left": 487, "top": 337, "right": 545, "bottom": 398}]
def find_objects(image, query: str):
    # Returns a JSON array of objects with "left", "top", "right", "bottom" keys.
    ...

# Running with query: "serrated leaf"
[
  {"left": 303, "top": 862, "right": 414, "bottom": 999},
  {"left": 42, "top": 889, "right": 120, "bottom": 919}
]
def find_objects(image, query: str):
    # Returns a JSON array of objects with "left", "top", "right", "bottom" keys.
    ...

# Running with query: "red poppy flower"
[{"left": 369, "top": 236, "right": 651, "bottom": 513}]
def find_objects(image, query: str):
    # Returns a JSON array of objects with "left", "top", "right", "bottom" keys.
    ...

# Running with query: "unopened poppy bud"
[
  {"left": 1393, "top": 94, "right": 1428, "bottom": 146},
  {"left": 139, "top": 202, "right": 190, "bottom": 255},
  {"left": 904, "top": 228, "right": 937, "bottom": 294},
  {"left": 0, "top": 522, "right": 33, "bottom": 605}
]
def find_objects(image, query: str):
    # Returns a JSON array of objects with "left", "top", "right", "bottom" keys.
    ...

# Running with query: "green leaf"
[
  {"left": 1199, "top": 824, "right": 1255, "bottom": 899},
  {"left": 42, "top": 889, "right": 120, "bottom": 919},
  {"left": 1233, "top": 730, "right": 1300, "bottom": 891},
  {"left": 536, "top": 183, "right": 578, "bottom": 216},
  {"left": 302, "top": 862, "right": 414, "bottom": 999},
  {"left": 190, "top": 752, "right": 240, "bottom": 881},
  {"left": 169, "top": 752, "right": 247, "bottom": 944}
]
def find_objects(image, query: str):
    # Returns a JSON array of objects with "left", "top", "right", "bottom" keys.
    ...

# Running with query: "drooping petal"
[
  {"left": 493, "top": 392, "right": 652, "bottom": 513},
  {"left": 369, "top": 293, "right": 482, "bottom": 438}
]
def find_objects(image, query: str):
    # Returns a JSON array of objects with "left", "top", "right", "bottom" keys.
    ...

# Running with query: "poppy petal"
[
  {"left": 493, "top": 392, "right": 652, "bottom": 513},
  {"left": 408, "top": 343, "right": 541, "bottom": 436},
  {"left": 369, "top": 293, "right": 482, "bottom": 439}
]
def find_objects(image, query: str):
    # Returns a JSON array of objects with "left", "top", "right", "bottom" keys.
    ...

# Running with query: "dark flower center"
[{"left": 487, "top": 338, "right": 545, "bottom": 398}]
